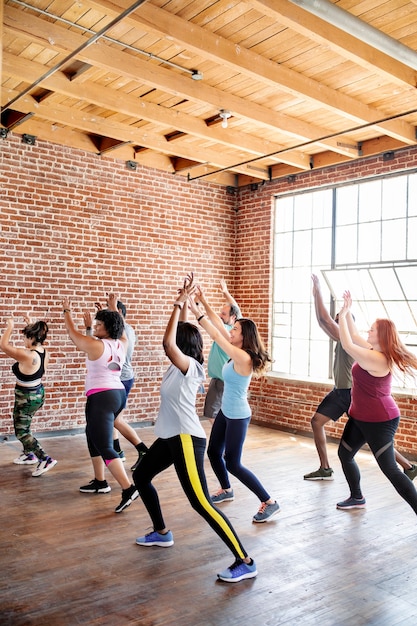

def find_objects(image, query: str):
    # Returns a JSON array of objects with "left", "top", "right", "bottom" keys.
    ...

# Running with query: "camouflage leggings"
[{"left": 13, "top": 385, "right": 46, "bottom": 460}]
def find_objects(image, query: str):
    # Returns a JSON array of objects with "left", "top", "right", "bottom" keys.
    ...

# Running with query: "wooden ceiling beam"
[
  {"left": 3, "top": 6, "right": 363, "bottom": 158},
  {"left": 2, "top": 52, "right": 312, "bottom": 170},
  {"left": 252, "top": 0, "right": 417, "bottom": 88},
  {"left": 80, "top": 0, "right": 417, "bottom": 144},
  {"left": 2, "top": 86, "right": 272, "bottom": 179}
]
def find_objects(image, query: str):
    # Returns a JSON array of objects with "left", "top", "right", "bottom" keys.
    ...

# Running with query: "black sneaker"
[
  {"left": 131, "top": 450, "right": 147, "bottom": 472},
  {"left": 404, "top": 464, "right": 417, "bottom": 481},
  {"left": 118, "top": 450, "right": 126, "bottom": 462},
  {"left": 115, "top": 484, "right": 139, "bottom": 513},
  {"left": 79, "top": 479, "right": 111, "bottom": 494}
]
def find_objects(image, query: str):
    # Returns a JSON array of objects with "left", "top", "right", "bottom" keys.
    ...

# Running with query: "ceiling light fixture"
[
  {"left": 219, "top": 109, "right": 231, "bottom": 129},
  {"left": 288, "top": 0, "right": 417, "bottom": 70},
  {"left": 191, "top": 70, "right": 203, "bottom": 81}
]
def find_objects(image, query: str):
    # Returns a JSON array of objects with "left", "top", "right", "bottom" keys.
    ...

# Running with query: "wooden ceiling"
[{"left": 2, "top": 0, "right": 417, "bottom": 187}]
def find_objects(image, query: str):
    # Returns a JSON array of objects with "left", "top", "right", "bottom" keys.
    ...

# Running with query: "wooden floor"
[{"left": 1, "top": 421, "right": 417, "bottom": 626}]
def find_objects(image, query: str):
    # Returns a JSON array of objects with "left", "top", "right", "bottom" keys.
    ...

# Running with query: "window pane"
[
  {"left": 358, "top": 180, "right": 382, "bottom": 221},
  {"left": 336, "top": 185, "right": 358, "bottom": 225},
  {"left": 273, "top": 171, "right": 417, "bottom": 390},
  {"left": 408, "top": 175, "right": 417, "bottom": 217},
  {"left": 381, "top": 219, "right": 406, "bottom": 261},
  {"left": 312, "top": 189, "right": 333, "bottom": 227},
  {"left": 275, "top": 196, "right": 294, "bottom": 233},
  {"left": 406, "top": 216, "right": 417, "bottom": 259},
  {"left": 293, "top": 230, "right": 312, "bottom": 267},
  {"left": 358, "top": 221, "right": 381, "bottom": 263},
  {"left": 312, "top": 228, "right": 332, "bottom": 266},
  {"left": 294, "top": 194, "right": 312, "bottom": 229},
  {"left": 335, "top": 224, "right": 357, "bottom": 264},
  {"left": 275, "top": 232, "right": 293, "bottom": 267},
  {"left": 396, "top": 266, "right": 417, "bottom": 299},
  {"left": 370, "top": 268, "right": 404, "bottom": 300},
  {"left": 382, "top": 177, "right": 407, "bottom": 219}
]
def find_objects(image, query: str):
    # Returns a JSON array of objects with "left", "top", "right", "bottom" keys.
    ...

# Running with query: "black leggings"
[
  {"left": 338, "top": 416, "right": 417, "bottom": 514},
  {"left": 133, "top": 434, "right": 248, "bottom": 560},
  {"left": 85, "top": 389, "right": 126, "bottom": 462}
]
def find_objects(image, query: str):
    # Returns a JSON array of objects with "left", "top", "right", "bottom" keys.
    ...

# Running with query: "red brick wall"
[
  {"left": 1, "top": 134, "right": 417, "bottom": 457},
  {"left": 0, "top": 133, "right": 237, "bottom": 436}
]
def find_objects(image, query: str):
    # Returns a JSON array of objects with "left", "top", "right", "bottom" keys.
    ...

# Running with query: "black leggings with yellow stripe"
[{"left": 132, "top": 433, "right": 248, "bottom": 560}]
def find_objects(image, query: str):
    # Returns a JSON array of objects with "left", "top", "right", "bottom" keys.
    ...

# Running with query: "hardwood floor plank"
[{"left": 1, "top": 423, "right": 417, "bottom": 625}]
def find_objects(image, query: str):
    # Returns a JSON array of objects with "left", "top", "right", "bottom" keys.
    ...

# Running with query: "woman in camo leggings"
[{"left": 0, "top": 316, "right": 57, "bottom": 477}]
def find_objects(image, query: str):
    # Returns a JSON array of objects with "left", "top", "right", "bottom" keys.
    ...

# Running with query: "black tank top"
[{"left": 12, "top": 349, "right": 46, "bottom": 387}]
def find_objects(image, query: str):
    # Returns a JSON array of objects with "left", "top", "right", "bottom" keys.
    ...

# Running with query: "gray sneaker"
[
  {"left": 252, "top": 501, "right": 280, "bottom": 523},
  {"left": 404, "top": 464, "right": 417, "bottom": 481},
  {"left": 211, "top": 489, "right": 234, "bottom": 503},
  {"left": 304, "top": 467, "right": 334, "bottom": 481}
]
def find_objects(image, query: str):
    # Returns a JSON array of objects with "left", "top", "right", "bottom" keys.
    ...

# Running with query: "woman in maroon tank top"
[{"left": 335, "top": 290, "right": 417, "bottom": 515}]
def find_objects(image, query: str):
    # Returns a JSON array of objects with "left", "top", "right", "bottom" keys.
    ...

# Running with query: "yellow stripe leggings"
[{"left": 133, "top": 433, "right": 248, "bottom": 560}]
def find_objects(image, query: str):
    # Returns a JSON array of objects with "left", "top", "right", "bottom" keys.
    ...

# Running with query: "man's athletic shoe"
[
  {"left": 217, "top": 558, "right": 257, "bottom": 583},
  {"left": 404, "top": 463, "right": 417, "bottom": 481},
  {"left": 79, "top": 479, "right": 111, "bottom": 494},
  {"left": 211, "top": 489, "right": 234, "bottom": 503},
  {"left": 118, "top": 450, "right": 126, "bottom": 462},
  {"left": 13, "top": 453, "right": 38, "bottom": 465},
  {"left": 32, "top": 456, "right": 57, "bottom": 477},
  {"left": 114, "top": 484, "right": 139, "bottom": 513},
  {"left": 135, "top": 530, "right": 174, "bottom": 547},
  {"left": 336, "top": 497, "right": 366, "bottom": 510},
  {"left": 304, "top": 467, "right": 334, "bottom": 481},
  {"left": 252, "top": 501, "right": 280, "bottom": 523}
]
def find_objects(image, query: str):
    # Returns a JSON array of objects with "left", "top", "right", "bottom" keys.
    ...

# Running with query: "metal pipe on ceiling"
[
  {"left": 1, "top": 0, "right": 150, "bottom": 114},
  {"left": 288, "top": 0, "right": 417, "bottom": 71}
]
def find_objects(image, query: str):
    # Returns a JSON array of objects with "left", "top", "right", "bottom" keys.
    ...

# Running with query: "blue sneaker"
[
  {"left": 136, "top": 530, "right": 174, "bottom": 547},
  {"left": 217, "top": 558, "right": 257, "bottom": 583},
  {"left": 211, "top": 489, "right": 234, "bottom": 503},
  {"left": 252, "top": 501, "right": 280, "bottom": 523},
  {"left": 336, "top": 496, "right": 366, "bottom": 510}
]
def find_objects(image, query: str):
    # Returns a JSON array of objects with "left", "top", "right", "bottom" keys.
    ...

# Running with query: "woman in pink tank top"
[{"left": 62, "top": 293, "right": 139, "bottom": 514}]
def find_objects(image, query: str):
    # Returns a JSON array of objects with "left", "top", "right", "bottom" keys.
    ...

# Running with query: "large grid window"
[{"left": 272, "top": 172, "right": 417, "bottom": 388}]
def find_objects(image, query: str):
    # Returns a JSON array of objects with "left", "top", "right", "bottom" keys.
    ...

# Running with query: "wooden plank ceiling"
[{"left": 2, "top": 0, "right": 417, "bottom": 187}]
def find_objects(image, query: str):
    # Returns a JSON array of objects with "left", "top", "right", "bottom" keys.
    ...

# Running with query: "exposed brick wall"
[
  {"left": 0, "top": 133, "right": 237, "bottom": 436},
  {"left": 1, "top": 134, "right": 417, "bottom": 458}
]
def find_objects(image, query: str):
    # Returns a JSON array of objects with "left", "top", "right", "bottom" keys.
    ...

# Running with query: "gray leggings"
[{"left": 338, "top": 416, "right": 417, "bottom": 514}]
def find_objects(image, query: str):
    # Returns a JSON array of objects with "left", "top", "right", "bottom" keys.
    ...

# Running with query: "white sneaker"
[
  {"left": 13, "top": 453, "right": 38, "bottom": 465},
  {"left": 32, "top": 456, "right": 57, "bottom": 477}
]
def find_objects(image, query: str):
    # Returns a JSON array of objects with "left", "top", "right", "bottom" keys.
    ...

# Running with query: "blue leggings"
[
  {"left": 338, "top": 416, "right": 417, "bottom": 514},
  {"left": 207, "top": 410, "right": 271, "bottom": 502},
  {"left": 133, "top": 434, "right": 247, "bottom": 560},
  {"left": 85, "top": 389, "right": 126, "bottom": 461}
]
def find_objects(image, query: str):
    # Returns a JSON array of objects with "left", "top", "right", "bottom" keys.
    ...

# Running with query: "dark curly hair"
[
  {"left": 95, "top": 310, "right": 124, "bottom": 340},
  {"left": 21, "top": 320, "right": 49, "bottom": 345},
  {"left": 176, "top": 322, "right": 204, "bottom": 364}
]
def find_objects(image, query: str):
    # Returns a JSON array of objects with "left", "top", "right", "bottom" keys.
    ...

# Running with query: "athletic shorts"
[{"left": 316, "top": 387, "right": 351, "bottom": 421}]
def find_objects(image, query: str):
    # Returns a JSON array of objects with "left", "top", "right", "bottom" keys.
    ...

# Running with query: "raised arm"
[
  {"left": 163, "top": 275, "right": 196, "bottom": 373},
  {"left": 83, "top": 311, "right": 94, "bottom": 337},
  {"left": 0, "top": 318, "right": 33, "bottom": 364},
  {"left": 62, "top": 298, "right": 103, "bottom": 358},
  {"left": 220, "top": 278, "right": 241, "bottom": 318},
  {"left": 195, "top": 285, "right": 231, "bottom": 340},
  {"left": 188, "top": 297, "right": 252, "bottom": 375},
  {"left": 338, "top": 291, "right": 388, "bottom": 375},
  {"left": 311, "top": 274, "right": 340, "bottom": 341}
]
